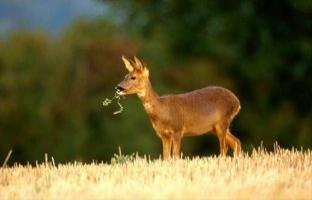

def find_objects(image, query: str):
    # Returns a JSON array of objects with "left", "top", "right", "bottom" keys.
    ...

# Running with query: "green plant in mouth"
[{"left": 102, "top": 91, "right": 124, "bottom": 115}]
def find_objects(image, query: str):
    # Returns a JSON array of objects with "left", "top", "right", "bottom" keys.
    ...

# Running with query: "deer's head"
[{"left": 116, "top": 56, "right": 150, "bottom": 96}]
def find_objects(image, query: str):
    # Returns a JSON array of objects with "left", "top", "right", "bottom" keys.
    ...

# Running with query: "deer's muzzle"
[
  {"left": 116, "top": 86, "right": 125, "bottom": 91},
  {"left": 115, "top": 86, "right": 126, "bottom": 95}
]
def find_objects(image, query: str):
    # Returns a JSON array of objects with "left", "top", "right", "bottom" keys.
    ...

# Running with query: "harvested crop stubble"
[{"left": 0, "top": 146, "right": 312, "bottom": 199}]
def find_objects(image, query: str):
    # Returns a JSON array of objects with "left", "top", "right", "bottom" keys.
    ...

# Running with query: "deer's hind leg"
[
  {"left": 226, "top": 130, "right": 241, "bottom": 155},
  {"left": 214, "top": 123, "right": 228, "bottom": 156}
]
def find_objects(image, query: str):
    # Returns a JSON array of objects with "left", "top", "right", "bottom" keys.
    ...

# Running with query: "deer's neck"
[{"left": 137, "top": 79, "right": 160, "bottom": 114}]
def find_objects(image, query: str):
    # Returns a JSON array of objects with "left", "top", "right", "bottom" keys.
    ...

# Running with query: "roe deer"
[{"left": 116, "top": 56, "right": 241, "bottom": 159}]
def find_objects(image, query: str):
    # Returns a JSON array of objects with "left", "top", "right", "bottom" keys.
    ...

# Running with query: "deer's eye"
[{"left": 131, "top": 76, "right": 136, "bottom": 80}]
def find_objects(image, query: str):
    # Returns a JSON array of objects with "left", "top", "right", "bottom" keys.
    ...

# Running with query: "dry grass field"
[{"left": 1, "top": 146, "right": 312, "bottom": 200}]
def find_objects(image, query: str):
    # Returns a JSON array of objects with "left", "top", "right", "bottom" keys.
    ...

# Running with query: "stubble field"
[{"left": 1, "top": 146, "right": 312, "bottom": 200}]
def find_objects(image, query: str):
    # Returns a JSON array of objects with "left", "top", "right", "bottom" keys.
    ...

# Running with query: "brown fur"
[{"left": 117, "top": 56, "right": 241, "bottom": 159}]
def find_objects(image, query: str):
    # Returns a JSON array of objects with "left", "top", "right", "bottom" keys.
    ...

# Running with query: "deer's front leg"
[
  {"left": 161, "top": 135, "right": 172, "bottom": 160},
  {"left": 172, "top": 136, "right": 181, "bottom": 159}
]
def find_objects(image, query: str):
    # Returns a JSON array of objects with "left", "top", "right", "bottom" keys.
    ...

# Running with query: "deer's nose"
[{"left": 115, "top": 86, "right": 125, "bottom": 91}]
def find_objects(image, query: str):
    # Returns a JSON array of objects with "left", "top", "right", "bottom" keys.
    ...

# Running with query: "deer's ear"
[
  {"left": 142, "top": 66, "right": 149, "bottom": 77},
  {"left": 134, "top": 56, "right": 146, "bottom": 71},
  {"left": 121, "top": 56, "right": 134, "bottom": 72},
  {"left": 134, "top": 56, "right": 149, "bottom": 76}
]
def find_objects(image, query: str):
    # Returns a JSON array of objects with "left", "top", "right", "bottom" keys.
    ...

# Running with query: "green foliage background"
[{"left": 0, "top": 0, "right": 311, "bottom": 164}]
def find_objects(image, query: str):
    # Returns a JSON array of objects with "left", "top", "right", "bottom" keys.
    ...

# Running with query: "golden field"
[{"left": 1, "top": 146, "right": 312, "bottom": 200}]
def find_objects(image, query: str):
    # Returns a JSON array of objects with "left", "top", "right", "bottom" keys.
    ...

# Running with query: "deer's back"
[{"left": 160, "top": 86, "right": 240, "bottom": 135}]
